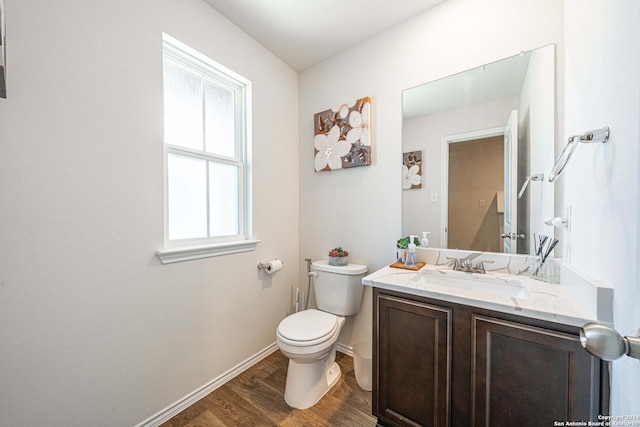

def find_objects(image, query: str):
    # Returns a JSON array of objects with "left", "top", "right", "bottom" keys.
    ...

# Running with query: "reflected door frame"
[{"left": 440, "top": 127, "right": 505, "bottom": 249}]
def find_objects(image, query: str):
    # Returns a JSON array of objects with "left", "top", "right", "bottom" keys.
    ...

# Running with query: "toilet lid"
[{"left": 277, "top": 309, "right": 338, "bottom": 343}]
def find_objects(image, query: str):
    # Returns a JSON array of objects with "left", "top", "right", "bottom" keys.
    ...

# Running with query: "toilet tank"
[{"left": 311, "top": 260, "right": 368, "bottom": 316}]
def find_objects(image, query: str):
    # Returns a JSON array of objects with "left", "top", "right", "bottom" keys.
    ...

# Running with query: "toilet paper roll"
[{"left": 265, "top": 259, "right": 283, "bottom": 275}]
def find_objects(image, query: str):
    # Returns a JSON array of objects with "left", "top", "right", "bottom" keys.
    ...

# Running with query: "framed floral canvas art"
[
  {"left": 314, "top": 96, "right": 371, "bottom": 172},
  {"left": 403, "top": 150, "right": 422, "bottom": 189}
]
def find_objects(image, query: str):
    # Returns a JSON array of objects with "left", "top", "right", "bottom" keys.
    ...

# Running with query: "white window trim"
[
  {"left": 156, "top": 240, "right": 261, "bottom": 264},
  {"left": 158, "top": 33, "right": 259, "bottom": 263}
]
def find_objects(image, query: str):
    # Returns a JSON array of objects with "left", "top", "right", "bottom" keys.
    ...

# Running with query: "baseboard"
[
  {"left": 135, "top": 342, "right": 279, "bottom": 427},
  {"left": 337, "top": 342, "right": 354, "bottom": 357}
]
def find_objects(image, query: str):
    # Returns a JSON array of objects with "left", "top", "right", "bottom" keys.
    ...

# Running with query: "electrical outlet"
[{"left": 479, "top": 199, "right": 486, "bottom": 207}]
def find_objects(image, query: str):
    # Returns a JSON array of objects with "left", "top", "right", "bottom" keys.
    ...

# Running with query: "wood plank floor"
[{"left": 161, "top": 350, "right": 377, "bottom": 427}]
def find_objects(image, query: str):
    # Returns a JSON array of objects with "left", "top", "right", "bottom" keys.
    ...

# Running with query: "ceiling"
[{"left": 204, "top": 0, "right": 445, "bottom": 71}]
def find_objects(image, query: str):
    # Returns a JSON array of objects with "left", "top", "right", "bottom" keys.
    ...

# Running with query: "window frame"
[{"left": 157, "top": 34, "right": 258, "bottom": 264}]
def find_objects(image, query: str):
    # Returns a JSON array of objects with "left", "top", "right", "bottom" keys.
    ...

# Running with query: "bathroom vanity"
[{"left": 363, "top": 249, "right": 612, "bottom": 427}]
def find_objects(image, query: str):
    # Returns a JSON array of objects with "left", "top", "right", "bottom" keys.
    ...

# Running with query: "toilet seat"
[{"left": 277, "top": 309, "right": 339, "bottom": 347}]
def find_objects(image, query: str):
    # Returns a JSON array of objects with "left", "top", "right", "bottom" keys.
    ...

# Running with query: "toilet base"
[{"left": 283, "top": 348, "right": 341, "bottom": 409}]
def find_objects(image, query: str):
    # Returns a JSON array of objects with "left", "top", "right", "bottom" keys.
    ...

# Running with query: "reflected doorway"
[{"left": 447, "top": 136, "right": 504, "bottom": 252}]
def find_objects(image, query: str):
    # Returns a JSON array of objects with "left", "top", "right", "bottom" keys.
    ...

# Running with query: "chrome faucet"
[
  {"left": 446, "top": 256, "right": 461, "bottom": 270},
  {"left": 446, "top": 257, "right": 471, "bottom": 272},
  {"left": 473, "top": 259, "right": 494, "bottom": 274},
  {"left": 446, "top": 257, "right": 494, "bottom": 274}
]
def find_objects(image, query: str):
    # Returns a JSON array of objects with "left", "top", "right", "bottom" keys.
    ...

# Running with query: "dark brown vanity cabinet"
[
  {"left": 376, "top": 294, "right": 452, "bottom": 426},
  {"left": 373, "top": 288, "right": 609, "bottom": 427}
]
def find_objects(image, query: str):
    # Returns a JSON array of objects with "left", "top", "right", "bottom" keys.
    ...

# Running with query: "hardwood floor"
[{"left": 161, "top": 350, "right": 377, "bottom": 427}]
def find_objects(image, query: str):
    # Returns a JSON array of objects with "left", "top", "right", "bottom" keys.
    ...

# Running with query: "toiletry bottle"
[
  {"left": 405, "top": 235, "right": 418, "bottom": 267},
  {"left": 421, "top": 231, "right": 431, "bottom": 247}
]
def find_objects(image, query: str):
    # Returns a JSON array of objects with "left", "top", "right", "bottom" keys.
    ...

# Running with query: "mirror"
[{"left": 402, "top": 44, "right": 555, "bottom": 255}]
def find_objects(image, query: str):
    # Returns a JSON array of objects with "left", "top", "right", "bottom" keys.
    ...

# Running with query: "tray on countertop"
[{"left": 389, "top": 261, "right": 425, "bottom": 271}]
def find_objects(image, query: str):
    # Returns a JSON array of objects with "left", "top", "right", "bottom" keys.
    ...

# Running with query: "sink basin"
[{"left": 412, "top": 269, "right": 531, "bottom": 300}]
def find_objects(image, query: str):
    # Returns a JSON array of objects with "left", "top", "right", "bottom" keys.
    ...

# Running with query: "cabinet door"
[
  {"left": 376, "top": 294, "right": 452, "bottom": 427},
  {"left": 471, "top": 315, "right": 602, "bottom": 426}
]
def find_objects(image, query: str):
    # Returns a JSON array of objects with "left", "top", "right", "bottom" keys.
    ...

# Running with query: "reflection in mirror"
[{"left": 402, "top": 45, "right": 555, "bottom": 255}]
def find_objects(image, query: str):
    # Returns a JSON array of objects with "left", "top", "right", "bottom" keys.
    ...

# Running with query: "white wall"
[
  {"left": 564, "top": 0, "right": 640, "bottom": 416},
  {"left": 0, "top": 1, "right": 299, "bottom": 425},
  {"left": 299, "top": 0, "right": 564, "bottom": 349}
]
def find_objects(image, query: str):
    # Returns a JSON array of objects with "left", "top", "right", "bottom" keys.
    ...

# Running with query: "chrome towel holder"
[
  {"left": 518, "top": 173, "right": 544, "bottom": 199},
  {"left": 548, "top": 126, "right": 610, "bottom": 182}
]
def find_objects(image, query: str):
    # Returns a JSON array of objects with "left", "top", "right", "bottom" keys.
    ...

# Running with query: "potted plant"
[{"left": 328, "top": 247, "right": 349, "bottom": 266}]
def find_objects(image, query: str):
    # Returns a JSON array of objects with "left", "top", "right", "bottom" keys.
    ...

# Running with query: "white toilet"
[{"left": 276, "top": 260, "right": 368, "bottom": 409}]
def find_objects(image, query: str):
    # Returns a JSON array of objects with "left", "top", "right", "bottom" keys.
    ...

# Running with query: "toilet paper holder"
[
  {"left": 257, "top": 261, "right": 269, "bottom": 270},
  {"left": 257, "top": 259, "right": 283, "bottom": 274}
]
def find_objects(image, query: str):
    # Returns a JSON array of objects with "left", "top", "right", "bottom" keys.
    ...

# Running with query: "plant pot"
[{"left": 328, "top": 256, "right": 348, "bottom": 266}]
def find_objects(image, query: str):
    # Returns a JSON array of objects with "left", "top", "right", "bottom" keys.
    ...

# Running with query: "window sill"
[{"left": 156, "top": 240, "right": 261, "bottom": 264}]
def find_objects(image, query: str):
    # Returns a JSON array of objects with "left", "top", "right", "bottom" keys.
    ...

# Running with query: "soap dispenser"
[
  {"left": 421, "top": 231, "right": 431, "bottom": 247},
  {"left": 405, "top": 235, "right": 418, "bottom": 267}
]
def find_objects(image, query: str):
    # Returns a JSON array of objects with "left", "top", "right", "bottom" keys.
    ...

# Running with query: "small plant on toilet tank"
[{"left": 328, "top": 247, "right": 349, "bottom": 266}]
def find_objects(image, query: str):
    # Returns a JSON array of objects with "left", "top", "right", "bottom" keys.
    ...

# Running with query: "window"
[{"left": 157, "top": 34, "right": 257, "bottom": 263}]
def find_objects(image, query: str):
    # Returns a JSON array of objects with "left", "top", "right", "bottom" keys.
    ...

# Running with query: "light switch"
[
  {"left": 479, "top": 199, "right": 486, "bottom": 207},
  {"left": 430, "top": 192, "right": 438, "bottom": 203}
]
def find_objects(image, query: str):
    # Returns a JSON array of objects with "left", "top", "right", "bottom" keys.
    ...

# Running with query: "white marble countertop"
[{"left": 363, "top": 262, "right": 603, "bottom": 328}]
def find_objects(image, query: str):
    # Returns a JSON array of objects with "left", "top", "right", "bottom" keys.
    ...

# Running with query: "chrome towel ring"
[
  {"left": 548, "top": 126, "right": 610, "bottom": 182},
  {"left": 518, "top": 173, "right": 544, "bottom": 199}
]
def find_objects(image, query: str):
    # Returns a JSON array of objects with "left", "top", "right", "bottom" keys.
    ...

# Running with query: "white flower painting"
[
  {"left": 314, "top": 125, "right": 352, "bottom": 171},
  {"left": 314, "top": 97, "right": 371, "bottom": 172},
  {"left": 403, "top": 151, "right": 422, "bottom": 189}
]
